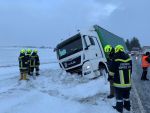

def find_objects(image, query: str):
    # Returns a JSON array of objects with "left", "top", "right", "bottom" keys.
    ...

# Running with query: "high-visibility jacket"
[
  {"left": 109, "top": 52, "right": 132, "bottom": 88},
  {"left": 141, "top": 55, "right": 150, "bottom": 67},
  {"left": 18, "top": 53, "right": 28, "bottom": 70}
]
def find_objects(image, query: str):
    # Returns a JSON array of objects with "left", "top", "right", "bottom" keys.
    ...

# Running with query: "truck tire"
[{"left": 99, "top": 63, "right": 108, "bottom": 82}]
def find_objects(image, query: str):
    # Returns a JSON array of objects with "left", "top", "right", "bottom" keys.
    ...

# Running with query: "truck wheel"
[
  {"left": 99, "top": 64, "right": 108, "bottom": 83},
  {"left": 100, "top": 68, "right": 108, "bottom": 84},
  {"left": 100, "top": 68, "right": 107, "bottom": 76}
]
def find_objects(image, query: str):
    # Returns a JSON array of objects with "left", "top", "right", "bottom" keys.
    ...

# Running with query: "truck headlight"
[
  {"left": 84, "top": 65, "right": 91, "bottom": 71},
  {"left": 87, "top": 66, "right": 90, "bottom": 69}
]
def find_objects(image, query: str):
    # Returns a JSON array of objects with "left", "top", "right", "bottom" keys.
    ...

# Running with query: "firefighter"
[
  {"left": 109, "top": 45, "right": 132, "bottom": 113},
  {"left": 104, "top": 45, "right": 115, "bottom": 99},
  {"left": 141, "top": 52, "right": 150, "bottom": 80},
  {"left": 30, "top": 49, "right": 40, "bottom": 76},
  {"left": 26, "top": 48, "right": 32, "bottom": 75},
  {"left": 18, "top": 49, "right": 29, "bottom": 80}
]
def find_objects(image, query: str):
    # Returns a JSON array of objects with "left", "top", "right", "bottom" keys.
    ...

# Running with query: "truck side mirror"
[
  {"left": 86, "top": 37, "right": 91, "bottom": 48},
  {"left": 83, "top": 35, "right": 91, "bottom": 50}
]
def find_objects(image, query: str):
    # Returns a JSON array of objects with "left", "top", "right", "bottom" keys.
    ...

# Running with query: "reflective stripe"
[
  {"left": 119, "top": 70, "right": 125, "bottom": 84},
  {"left": 109, "top": 71, "right": 114, "bottom": 76},
  {"left": 129, "top": 69, "right": 131, "bottom": 84},
  {"left": 116, "top": 100, "right": 123, "bottom": 102},
  {"left": 115, "top": 58, "right": 131, "bottom": 63},
  {"left": 30, "top": 60, "right": 32, "bottom": 66},
  {"left": 20, "top": 67, "right": 27, "bottom": 69},
  {"left": 19, "top": 56, "right": 24, "bottom": 58},
  {"left": 113, "top": 83, "right": 131, "bottom": 88},
  {"left": 114, "top": 69, "right": 132, "bottom": 88},
  {"left": 34, "top": 60, "right": 35, "bottom": 66},
  {"left": 124, "top": 98, "right": 130, "bottom": 101},
  {"left": 21, "top": 62, "right": 23, "bottom": 68}
]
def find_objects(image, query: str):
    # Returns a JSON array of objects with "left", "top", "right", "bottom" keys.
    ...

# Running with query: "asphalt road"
[{"left": 131, "top": 55, "right": 150, "bottom": 113}]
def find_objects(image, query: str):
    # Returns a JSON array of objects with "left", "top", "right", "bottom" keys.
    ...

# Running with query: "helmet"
[
  {"left": 115, "top": 45, "right": 124, "bottom": 53},
  {"left": 27, "top": 48, "right": 32, "bottom": 53},
  {"left": 146, "top": 52, "right": 150, "bottom": 56},
  {"left": 104, "top": 45, "right": 112, "bottom": 53},
  {"left": 33, "top": 49, "right": 38, "bottom": 53},
  {"left": 20, "top": 49, "right": 26, "bottom": 54}
]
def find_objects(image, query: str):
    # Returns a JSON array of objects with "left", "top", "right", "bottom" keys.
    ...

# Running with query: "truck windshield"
[{"left": 57, "top": 35, "right": 83, "bottom": 59}]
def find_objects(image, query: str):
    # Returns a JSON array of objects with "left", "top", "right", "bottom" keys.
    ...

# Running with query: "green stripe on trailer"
[{"left": 94, "top": 25, "right": 128, "bottom": 58}]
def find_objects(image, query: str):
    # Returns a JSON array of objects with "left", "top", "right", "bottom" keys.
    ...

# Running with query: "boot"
[
  {"left": 107, "top": 94, "right": 114, "bottom": 99},
  {"left": 145, "top": 78, "right": 149, "bottom": 81},
  {"left": 19, "top": 73, "right": 23, "bottom": 80},
  {"left": 113, "top": 102, "right": 123, "bottom": 113},
  {"left": 23, "top": 73, "right": 27, "bottom": 80},
  {"left": 30, "top": 72, "right": 33, "bottom": 76},
  {"left": 113, "top": 106, "right": 123, "bottom": 113},
  {"left": 36, "top": 71, "right": 40, "bottom": 76},
  {"left": 124, "top": 100, "right": 131, "bottom": 111}
]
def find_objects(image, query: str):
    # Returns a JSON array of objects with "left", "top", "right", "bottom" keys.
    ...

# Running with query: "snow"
[
  {"left": 0, "top": 47, "right": 57, "bottom": 67},
  {"left": 0, "top": 47, "right": 118, "bottom": 113},
  {"left": 60, "top": 78, "right": 109, "bottom": 99}
]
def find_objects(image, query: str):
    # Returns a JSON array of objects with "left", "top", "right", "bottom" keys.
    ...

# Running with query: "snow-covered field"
[
  {"left": 0, "top": 47, "right": 56, "bottom": 67},
  {"left": 0, "top": 47, "right": 118, "bottom": 113}
]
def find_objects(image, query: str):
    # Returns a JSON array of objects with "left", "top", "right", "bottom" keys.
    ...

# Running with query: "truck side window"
[{"left": 89, "top": 37, "right": 95, "bottom": 45}]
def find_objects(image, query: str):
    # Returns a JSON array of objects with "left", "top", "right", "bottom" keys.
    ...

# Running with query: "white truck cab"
[{"left": 56, "top": 26, "right": 108, "bottom": 78}]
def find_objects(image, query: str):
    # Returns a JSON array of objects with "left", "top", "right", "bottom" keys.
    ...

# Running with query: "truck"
[{"left": 55, "top": 25, "right": 127, "bottom": 78}]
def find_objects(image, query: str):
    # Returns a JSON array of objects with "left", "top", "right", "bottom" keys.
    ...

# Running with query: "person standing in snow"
[
  {"left": 104, "top": 45, "right": 115, "bottom": 99},
  {"left": 30, "top": 49, "right": 40, "bottom": 76},
  {"left": 18, "top": 49, "right": 29, "bottom": 80},
  {"left": 141, "top": 52, "right": 150, "bottom": 80},
  {"left": 109, "top": 45, "right": 132, "bottom": 113},
  {"left": 26, "top": 48, "right": 32, "bottom": 75}
]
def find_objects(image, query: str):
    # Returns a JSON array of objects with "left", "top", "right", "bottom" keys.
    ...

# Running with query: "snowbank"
[{"left": 0, "top": 47, "right": 117, "bottom": 113}]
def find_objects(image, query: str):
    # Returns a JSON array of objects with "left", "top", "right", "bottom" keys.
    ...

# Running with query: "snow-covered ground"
[
  {"left": 0, "top": 47, "right": 56, "bottom": 67},
  {"left": 0, "top": 47, "right": 118, "bottom": 113}
]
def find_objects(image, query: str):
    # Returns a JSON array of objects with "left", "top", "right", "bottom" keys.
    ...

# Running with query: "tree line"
[{"left": 125, "top": 37, "right": 141, "bottom": 51}]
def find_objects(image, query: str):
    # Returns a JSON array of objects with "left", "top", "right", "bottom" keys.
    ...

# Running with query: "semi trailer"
[{"left": 55, "top": 25, "right": 127, "bottom": 78}]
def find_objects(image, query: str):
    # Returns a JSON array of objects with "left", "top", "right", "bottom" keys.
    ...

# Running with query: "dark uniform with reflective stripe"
[
  {"left": 26, "top": 52, "right": 32, "bottom": 75},
  {"left": 19, "top": 53, "right": 28, "bottom": 80},
  {"left": 107, "top": 48, "right": 115, "bottom": 98},
  {"left": 108, "top": 48, "right": 115, "bottom": 62},
  {"left": 19, "top": 53, "right": 28, "bottom": 71},
  {"left": 109, "top": 52, "right": 132, "bottom": 113},
  {"left": 30, "top": 52, "right": 40, "bottom": 75}
]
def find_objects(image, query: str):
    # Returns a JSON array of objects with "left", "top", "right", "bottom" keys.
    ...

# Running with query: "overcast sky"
[{"left": 0, "top": 0, "right": 149, "bottom": 47}]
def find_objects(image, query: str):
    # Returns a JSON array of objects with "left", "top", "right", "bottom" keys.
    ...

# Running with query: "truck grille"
[
  {"left": 66, "top": 65, "right": 82, "bottom": 75},
  {"left": 62, "top": 56, "right": 81, "bottom": 68}
]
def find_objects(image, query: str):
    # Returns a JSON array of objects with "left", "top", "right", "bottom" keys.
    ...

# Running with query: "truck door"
[
  {"left": 84, "top": 36, "right": 103, "bottom": 72},
  {"left": 85, "top": 36, "right": 103, "bottom": 59},
  {"left": 90, "top": 36, "right": 103, "bottom": 58}
]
